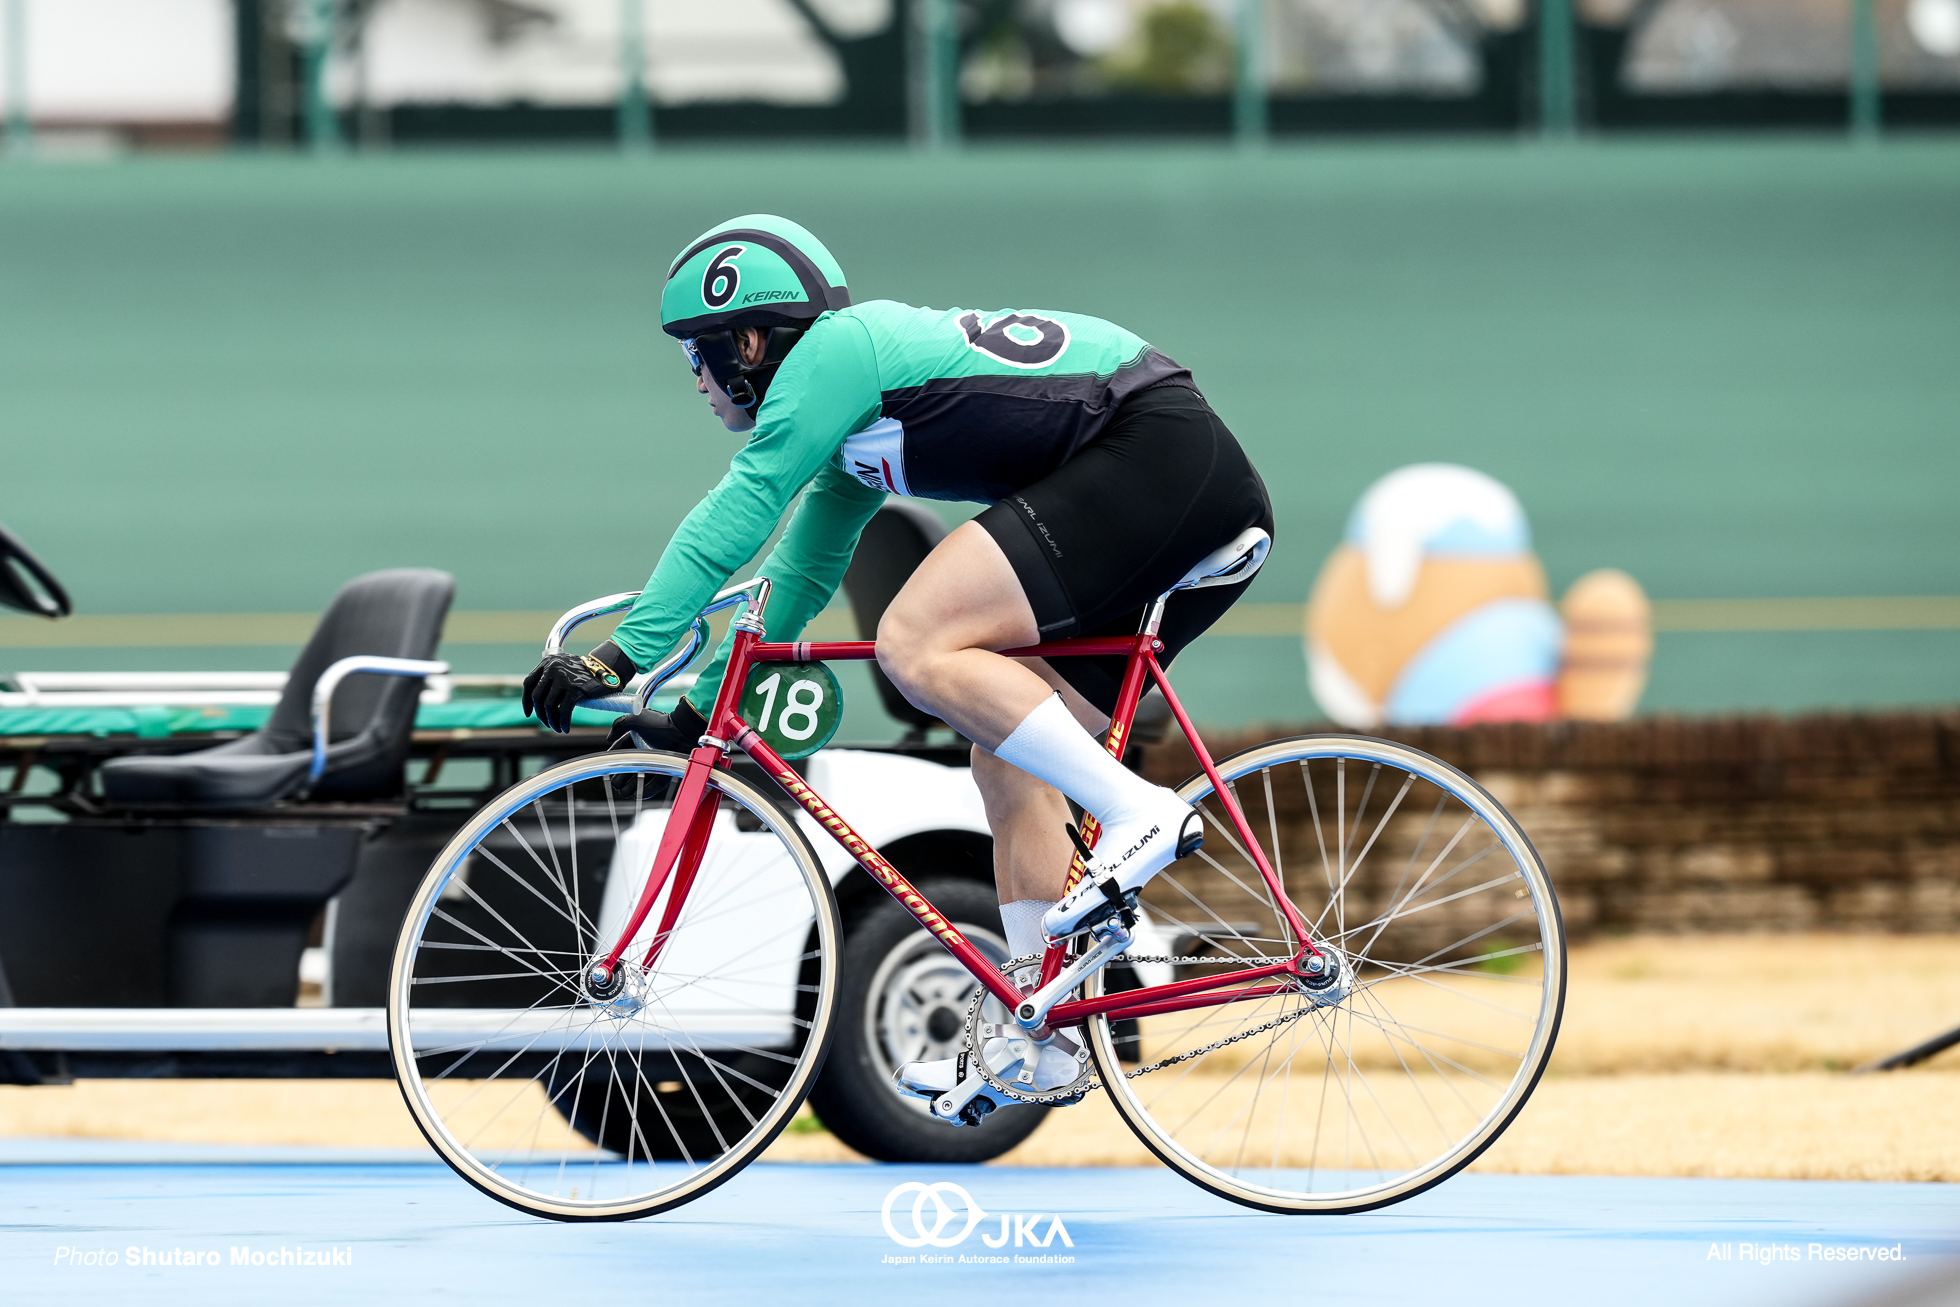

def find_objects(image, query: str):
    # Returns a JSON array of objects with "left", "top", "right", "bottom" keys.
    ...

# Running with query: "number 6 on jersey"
[{"left": 741, "top": 662, "right": 843, "bottom": 758}]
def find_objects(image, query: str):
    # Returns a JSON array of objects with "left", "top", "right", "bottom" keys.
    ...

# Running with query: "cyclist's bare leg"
[
  {"left": 882, "top": 524, "right": 1200, "bottom": 1107},
  {"left": 875, "top": 521, "right": 1055, "bottom": 749},
  {"left": 879, "top": 522, "right": 1202, "bottom": 937},
  {"left": 878, "top": 525, "right": 1117, "bottom": 909}
]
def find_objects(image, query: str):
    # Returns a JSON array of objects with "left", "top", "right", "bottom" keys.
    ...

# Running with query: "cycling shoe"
[{"left": 1042, "top": 789, "right": 1203, "bottom": 938}]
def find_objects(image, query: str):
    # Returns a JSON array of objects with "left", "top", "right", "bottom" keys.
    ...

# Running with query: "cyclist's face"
[
  {"left": 696, "top": 366, "right": 756, "bottom": 433},
  {"left": 685, "top": 330, "right": 765, "bottom": 434}
]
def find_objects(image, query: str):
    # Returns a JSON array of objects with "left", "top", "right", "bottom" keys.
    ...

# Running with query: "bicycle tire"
[
  {"left": 1081, "top": 733, "right": 1566, "bottom": 1214},
  {"left": 388, "top": 749, "right": 842, "bottom": 1221}
]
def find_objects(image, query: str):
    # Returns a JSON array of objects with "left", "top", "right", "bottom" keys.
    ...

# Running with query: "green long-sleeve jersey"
[{"left": 609, "top": 299, "right": 1192, "bottom": 713}]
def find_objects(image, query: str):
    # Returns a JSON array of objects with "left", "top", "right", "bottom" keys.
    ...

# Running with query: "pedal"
[{"left": 1073, "top": 888, "right": 1141, "bottom": 938}]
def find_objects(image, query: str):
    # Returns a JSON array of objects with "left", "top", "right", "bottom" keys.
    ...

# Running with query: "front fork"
[{"left": 586, "top": 607, "right": 773, "bottom": 996}]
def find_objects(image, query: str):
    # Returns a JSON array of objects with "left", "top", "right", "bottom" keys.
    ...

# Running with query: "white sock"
[
  {"left": 992, "top": 695, "right": 1160, "bottom": 830},
  {"left": 998, "top": 899, "right": 1052, "bottom": 960}
]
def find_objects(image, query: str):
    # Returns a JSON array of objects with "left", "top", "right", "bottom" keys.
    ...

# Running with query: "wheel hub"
[
  {"left": 1297, "top": 945, "right": 1353, "bottom": 1008},
  {"left": 583, "top": 960, "right": 647, "bottom": 1018}
]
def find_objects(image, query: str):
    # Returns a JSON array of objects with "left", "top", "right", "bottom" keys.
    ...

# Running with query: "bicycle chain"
[
  {"left": 1113, "top": 953, "right": 1297, "bottom": 967},
  {"left": 960, "top": 952, "right": 1321, "bottom": 1103},
  {"left": 1118, "top": 1004, "right": 1318, "bottom": 1078}
]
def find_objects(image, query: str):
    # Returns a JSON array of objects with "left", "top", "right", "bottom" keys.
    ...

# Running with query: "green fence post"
[
  {"left": 914, "top": 0, "right": 958, "bottom": 149},
  {"left": 1234, "top": 0, "right": 1267, "bottom": 148},
  {"left": 618, "top": 0, "right": 652, "bottom": 151},
  {"left": 300, "top": 0, "right": 339, "bottom": 153},
  {"left": 1538, "top": 0, "right": 1575, "bottom": 136},
  {"left": 1850, "top": 0, "right": 1881, "bottom": 140},
  {"left": 910, "top": 0, "right": 928, "bottom": 148},
  {"left": 935, "top": 0, "right": 960, "bottom": 148},
  {"left": 4, "top": 0, "right": 30, "bottom": 158}
]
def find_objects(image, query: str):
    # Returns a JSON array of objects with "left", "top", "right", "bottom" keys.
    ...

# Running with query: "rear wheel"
[
  {"left": 1082, "top": 734, "right": 1565, "bottom": 1214},
  {"left": 808, "top": 878, "right": 1050, "bottom": 1162},
  {"left": 388, "top": 750, "right": 841, "bottom": 1221}
]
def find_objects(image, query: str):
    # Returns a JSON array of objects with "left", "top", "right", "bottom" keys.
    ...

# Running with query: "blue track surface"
[{"left": 3, "top": 1153, "right": 1955, "bottom": 1306}]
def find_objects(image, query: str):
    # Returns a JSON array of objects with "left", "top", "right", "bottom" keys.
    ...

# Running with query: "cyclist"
[{"left": 523, "top": 214, "right": 1273, "bottom": 1111}]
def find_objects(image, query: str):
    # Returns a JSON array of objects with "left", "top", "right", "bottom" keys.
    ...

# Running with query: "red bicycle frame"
[{"left": 595, "top": 618, "right": 1322, "bottom": 1032}]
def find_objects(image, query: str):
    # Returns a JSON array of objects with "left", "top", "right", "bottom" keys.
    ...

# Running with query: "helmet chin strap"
[{"left": 696, "top": 325, "right": 805, "bottom": 413}]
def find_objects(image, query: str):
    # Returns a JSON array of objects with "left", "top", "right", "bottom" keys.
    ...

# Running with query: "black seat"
[
  {"left": 98, "top": 569, "right": 454, "bottom": 810},
  {"left": 841, "top": 502, "right": 947, "bottom": 738}
]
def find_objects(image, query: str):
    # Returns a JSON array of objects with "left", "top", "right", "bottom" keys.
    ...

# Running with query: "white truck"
[{"left": 0, "top": 506, "right": 1168, "bottom": 1163}]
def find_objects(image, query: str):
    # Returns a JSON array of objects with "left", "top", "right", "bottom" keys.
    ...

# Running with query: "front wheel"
[
  {"left": 1082, "top": 734, "right": 1566, "bottom": 1214},
  {"left": 387, "top": 750, "right": 842, "bottom": 1221}
]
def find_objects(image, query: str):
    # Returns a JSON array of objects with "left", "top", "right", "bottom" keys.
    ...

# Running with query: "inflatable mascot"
[{"left": 1305, "top": 463, "right": 1651, "bottom": 728}]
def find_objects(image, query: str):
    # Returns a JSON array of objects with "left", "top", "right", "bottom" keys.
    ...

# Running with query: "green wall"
[{"left": 3, "top": 140, "right": 1957, "bottom": 730}]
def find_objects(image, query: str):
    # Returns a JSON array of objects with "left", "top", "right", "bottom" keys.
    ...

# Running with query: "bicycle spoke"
[
  {"left": 1187, "top": 812, "right": 1281, "bottom": 916},
  {"left": 1261, "top": 768, "right": 1284, "bottom": 901},
  {"left": 1342, "top": 772, "right": 1416, "bottom": 902},
  {"left": 393, "top": 751, "right": 839, "bottom": 1218},
  {"left": 1089, "top": 734, "right": 1563, "bottom": 1212},
  {"left": 496, "top": 815, "right": 604, "bottom": 946}
]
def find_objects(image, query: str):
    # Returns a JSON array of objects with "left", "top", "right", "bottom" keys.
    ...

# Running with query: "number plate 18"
[{"left": 739, "top": 662, "right": 843, "bottom": 760}]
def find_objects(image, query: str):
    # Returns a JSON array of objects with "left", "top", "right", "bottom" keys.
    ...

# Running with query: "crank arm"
[
  {"left": 929, "top": 1056, "right": 999, "bottom": 1126},
  {"left": 1015, "top": 919, "right": 1132, "bottom": 1031}
]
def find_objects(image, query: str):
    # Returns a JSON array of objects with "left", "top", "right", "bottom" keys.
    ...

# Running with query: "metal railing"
[{"left": 309, "top": 656, "right": 448, "bottom": 783}]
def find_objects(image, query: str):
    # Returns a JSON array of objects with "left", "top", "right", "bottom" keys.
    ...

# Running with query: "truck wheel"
[
  {"left": 808, "top": 878, "right": 1050, "bottom": 1162},
  {"left": 547, "top": 1050, "right": 793, "bottom": 1162}
]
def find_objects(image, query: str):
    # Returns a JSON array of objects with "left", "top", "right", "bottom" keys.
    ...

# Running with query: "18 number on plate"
[{"left": 739, "top": 662, "right": 842, "bottom": 760}]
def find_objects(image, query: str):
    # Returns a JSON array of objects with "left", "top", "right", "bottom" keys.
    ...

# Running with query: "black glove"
[
  {"left": 522, "top": 639, "right": 636, "bottom": 734},
  {"left": 606, "top": 696, "right": 708, "bottom": 753}
]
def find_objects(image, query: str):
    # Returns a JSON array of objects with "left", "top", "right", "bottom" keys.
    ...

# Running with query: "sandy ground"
[
  {"left": 1545, "top": 933, "right": 1960, "bottom": 1074},
  {"left": 2, "top": 933, "right": 1955, "bottom": 1180}
]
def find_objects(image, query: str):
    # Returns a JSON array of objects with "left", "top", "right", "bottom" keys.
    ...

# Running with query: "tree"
[{"left": 777, "top": 0, "right": 909, "bottom": 133}]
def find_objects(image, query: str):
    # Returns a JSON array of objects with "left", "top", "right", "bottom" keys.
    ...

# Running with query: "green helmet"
[{"left": 662, "top": 214, "right": 850, "bottom": 412}]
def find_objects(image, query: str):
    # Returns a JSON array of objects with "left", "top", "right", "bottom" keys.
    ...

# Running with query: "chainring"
[{"left": 961, "top": 953, "right": 1098, "bottom": 1107}]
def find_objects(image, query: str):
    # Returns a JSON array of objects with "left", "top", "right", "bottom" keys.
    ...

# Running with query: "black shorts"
[{"left": 975, "top": 386, "right": 1275, "bottom": 715}]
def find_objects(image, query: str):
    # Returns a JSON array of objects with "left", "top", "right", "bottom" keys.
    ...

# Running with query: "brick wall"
[{"left": 1137, "top": 713, "right": 1960, "bottom": 938}]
